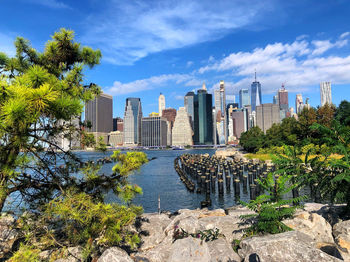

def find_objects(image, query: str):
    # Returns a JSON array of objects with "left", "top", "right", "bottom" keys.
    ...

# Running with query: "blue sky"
[{"left": 1, "top": 0, "right": 350, "bottom": 117}]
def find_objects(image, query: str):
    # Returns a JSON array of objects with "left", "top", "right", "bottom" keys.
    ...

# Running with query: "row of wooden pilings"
[{"left": 174, "top": 153, "right": 275, "bottom": 208}]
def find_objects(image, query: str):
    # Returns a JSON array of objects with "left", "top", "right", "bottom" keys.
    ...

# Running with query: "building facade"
[
  {"left": 239, "top": 89, "right": 250, "bottom": 108},
  {"left": 123, "top": 98, "right": 142, "bottom": 145},
  {"left": 158, "top": 93, "right": 165, "bottom": 116},
  {"left": 162, "top": 108, "right": 177, "bottom": 146},
  {"left": 109, "top": 131, "right": 123, "bottom": 146},
  {"left": 278, "top": 86, "right": 289, "bottom": 119},
  {"left": 320, "top": 82, "right": 332, "bottom": 106},
  {"left": 172, "top": 107, "right": 193, "bottom": 146},
  {"left": 295, "top": 94, "right": 303, "bottom": 114},
  {"left": 85, "top": 92, "right": 113, "bottom": 133},
  {"left": 141, "top": 116, "right": 167, "bottom": 147},
  {"left": 113, "top": 117, "right": 123, "bottom": 131},
  {"left": 184, "top": 91, "right": 195, "bottom": 127},
  {"left": 256, "top": 103, "right": 280, "bottom": 133},
  {"left": 251, "top": 76, "right": 262, "bottom": 112},
  {"left": 194, "top": 88, "right": 213, "bottom": 145}
]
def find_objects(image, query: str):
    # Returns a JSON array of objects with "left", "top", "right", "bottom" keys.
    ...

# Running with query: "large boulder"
[
  {"left": 0, "top": 214, "right": 18, "bottom": 259},
  {"left": 284, "top": 211, "right": 334, "bottom": 244},
  {"left": 207, "top": 238, "right": 241, "bottom": 262},
  {"left": 333, "top": 220, "right": 350, "bottom": 261},
  {"left": 167, "top": 237, "right": 211, "bottom": 262},
  {"left": 199, "top": 215, "right": 248, "bottom": 243},
  {"left": 98, "top": 247, "right": 133, "bottom": 262},
  {"left": 238, "top": 231, "right": 342, "bottom": 262},
  {"left": 139, "top": 213, "right": 172, "bottom": 250},
  {"left": 133, "top": 241, "right": 172, "bottom": 262}
]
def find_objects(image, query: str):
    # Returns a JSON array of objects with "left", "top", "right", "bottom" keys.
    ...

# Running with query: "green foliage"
[
  {"left": 241, "top": 172, "right": 305, "bottom": 236},
  {"left": 173, "top": 227, "right": 222, "bottom": 242},
  {"left": 96, "top": 136, "right": 107, "bottom": 152},
  {"left": 239, "top": 126, "right": 265, "bottom": 153},
  {"left": 336, "top": 100, "right": 350, "bottom": 126},
  {"left": 8, "top": 244, "right": 40, "bottom": 262}
]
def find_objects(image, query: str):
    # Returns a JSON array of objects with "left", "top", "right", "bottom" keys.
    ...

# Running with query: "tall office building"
[
  {"left": 141, "top": 116, "right": 167, "bottom": 147},
  {"left": 295, "top": 94, "right": 303, "bottom": 114},
  {"left": 273, "top": 95, "right": 279, "bottom": 105},
  {"left": 184, "top": 91, "right": 195, "bottom": 127},
  {"left": 85, "top": 92, "right": 113, "bottom": 143},
  {"left": 278, "top": 85, "right": 289, "bottom": 119},
  {"left": 193, "top": 87, "right": 213, "bottom": 145},
  {"left": 123, "top": 98, "right": 142, "bottom": 145},
  {"left": 256, "top": 103, "right": 280, "bottom": 133},
  {"left": 158, "top": 93, "right": 165, "bottom": 116},
  {"left": 251, "top": 72, "right": 262, "bottom": 112},
  {"left": 162, "top": 108, "right": 177, "bottom": 146},
  {"left": 320, "top": 82, "right": 332, "bottom": 106},
  {"left": 213, "top": 81, "right": 227, "bottom": 144},
  {"left": 172, "top": 107, "right": 193, "bottom": 146},
  {"left": 239, "top": 89, "right": 250, "bottom": 108}
]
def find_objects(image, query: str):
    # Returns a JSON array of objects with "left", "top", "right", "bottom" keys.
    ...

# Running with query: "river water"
[{"left": 77, "top": 149, "right": 253, "bottom": 213}]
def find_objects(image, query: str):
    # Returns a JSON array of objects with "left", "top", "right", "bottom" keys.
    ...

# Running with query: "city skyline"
[{"left": 1, "top": 1, "right": 350, "bottom": 118}]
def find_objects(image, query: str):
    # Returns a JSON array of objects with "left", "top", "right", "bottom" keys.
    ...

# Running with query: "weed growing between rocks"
[{"left": 172, "top": 226, "right": 222, "bottom": 243}]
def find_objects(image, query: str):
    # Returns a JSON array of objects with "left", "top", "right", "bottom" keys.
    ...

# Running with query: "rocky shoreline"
[{"left": 1, "top": 203, "right": 349, "bottom": 261}]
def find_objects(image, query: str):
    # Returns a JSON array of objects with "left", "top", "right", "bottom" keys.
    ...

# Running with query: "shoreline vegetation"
[{"left": 1, "top": 28, "right": 349, "bottom": 261}]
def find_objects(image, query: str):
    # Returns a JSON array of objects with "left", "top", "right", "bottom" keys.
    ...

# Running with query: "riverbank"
[{"left": 1, "top": 203, "right": 349, "bottom": 261}]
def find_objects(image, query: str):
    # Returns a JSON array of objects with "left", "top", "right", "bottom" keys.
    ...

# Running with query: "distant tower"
[
  {"left": 251, "top": 71, "right": 262, "bottom": 112},
  {"left": 239, "top": 88, "right": 250, "bottom": 108},
  {"left": 123, "top": 98, "right": 142, "bottom": 145},
  {"left": 158, "top": 93, "right": 165, "bottom": 116},
  {"left": 320, "top": 82, "right": 332, "bottom": 106},
  {"left": 184, "top": 91, "right": 195, "bottom": 127},
  {"left": 295, "top": 94, "right": 303, "bottom": 114},
  {"left": 278, "top": 84, "right": 289, "bottom": 119}
]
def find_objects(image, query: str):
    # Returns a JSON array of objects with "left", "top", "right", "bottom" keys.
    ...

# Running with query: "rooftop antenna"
[{"left": 254, "top": 69, "right": 257, "bottom": 82}]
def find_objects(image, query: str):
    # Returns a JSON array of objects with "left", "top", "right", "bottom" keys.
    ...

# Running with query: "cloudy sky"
[{"left": 1, "top": 0, "right": 350, "bottom": 116}]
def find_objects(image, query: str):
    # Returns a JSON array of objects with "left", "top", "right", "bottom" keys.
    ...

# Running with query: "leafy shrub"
[{"left": 173, "top": 226, "right": 221, "bottom": 242}]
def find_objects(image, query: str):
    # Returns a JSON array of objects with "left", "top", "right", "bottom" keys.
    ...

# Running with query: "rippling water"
[{"left": 78, "top": 149, "right": 254, "bottom": 213}]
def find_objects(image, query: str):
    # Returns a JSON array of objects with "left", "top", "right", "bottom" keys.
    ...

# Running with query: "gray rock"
[
  {"left": 283, "top": 211, "right": 334, "bottom": 244},
  {"left": 134, "top": 241, "right": 172, "bottom": 262},
  {"left": 199, "top": 215, "right": 248, "bottom": 243},
  {"left": 238, "top": 231, "right": 342, "bottom": 262},
  {"left": 0, "top": 214, "right": 18, "bottom": 259},
  {"left": 168, "top": 237, "right": 211, "bottom": 262},
  {"left": 207, "top": 238, "right": 241, "bottom": 262},
  {"left": 303, "top": 203, "right": 346, "bottom": 226},
  {"left": 54, "top": 246, "right": 84, "bottom": 262},
  {"left": 140, "top": 213, "right": 172, "bottom": 250},
  {"left": 225, "top": 205, "right": 255, "bottom": 218},
  {"left": 333, "top": 220, "right": 350, "bottom": 261},
  {"left": 98, "top": 247, "right": 133, "bottom": 262}
]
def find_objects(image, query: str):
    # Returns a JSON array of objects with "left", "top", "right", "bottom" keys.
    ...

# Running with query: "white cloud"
[
  {"left": 186, "top": 61, "right": 194, "bottom": 68},
  {"left": 27, "top": 0, "right": 70, "bottom": 9},
  {"left": 175, "top": 95, "right": 184, "bottom": 100},
  {"left": 311, "top": 39, "right": 347, "bottom": 56},
  {"left": 340, "top": 32, "right": 350, "bottom": 39},
  {"left": 197, "top": 33, "right": 350, "bottom": 95},
  {"left": 82, "top": 0, "right": 275, "bottom": 65},
  {"left": 105, "top": 74, "right": 195, "bottom": 95}
]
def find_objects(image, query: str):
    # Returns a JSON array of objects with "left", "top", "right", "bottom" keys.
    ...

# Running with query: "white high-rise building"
[
  {"left": 295, "top": 94, "right": 303, "bottom": 114},
  {"left": 123, "top": 98, "right": 142, "bottom": 145},
  {"left": 158, "top": 93, "right": 165, "bottom": 116},
  {"left": 320, "top": 82, "right": 332, "bottom": 106},
  {"left": 172, "top": 107, "right": 193, "bottom": 146}
]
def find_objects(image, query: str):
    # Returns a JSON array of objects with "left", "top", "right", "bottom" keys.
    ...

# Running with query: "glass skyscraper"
[
  {"left": 239, "top": 89, "right": 250, "bottom": 108},
  {"left": 184, "top": 91, "right": 195, "bottom": 126},
  {"left": 194, "top": 89, "right": 213, "bottom": 145},
  {"left": 123, "top": 97, "right": 142, "bottom": 145},
  {"left": 251, "top": 76, "right": 262, "bottom": 112}
]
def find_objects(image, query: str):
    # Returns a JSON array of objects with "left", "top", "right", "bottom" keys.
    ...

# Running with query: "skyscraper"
[
  {"left": 85, "top": 92, "right": 113, "bottom": 144},
  {"left": 193, "top": 86, "right": 213, "bottom": 145},
  {"left": 295, "top": 94, "right": 303, "bottom": 114},
  {"left": 113, "top": 117, "right": 123, "bottom": 131},
  {"left": 320, "top": 82, "right": 332, "bottom": 106},
  {"left": 256, "top": 103, "right": 280, "bottom": 133},
  {"left": 251, "top": 72, "right": 262, "bottom": 112},
  {"left": 123, "top": 98, "right": 142, "bottom": 145},
  {"left": 239, "top": 89, "right": 250, "bottom": 108},
  {"left": 141, "top": 116, "right": 167, "bottom": 147},
  {"left": 158, "top": 93, "right": 165, "bottom": 116},
  {"left": 213, "top": 81, "right": 227, "bottom": 144},
  {"left": 184, "top": 91, "right": 195, "bottom": 126},
  {"left": 85, "top": 92, "right": 113, "bottom": 133},
  {"left": 278, "top": 84, "right": 289, "bottom": 119},
  {"left": 172, "top": 107, "right": 193, "bottom": 146},
  {"left": 162, "top": 108, "right": 177, "bottom": 146}
]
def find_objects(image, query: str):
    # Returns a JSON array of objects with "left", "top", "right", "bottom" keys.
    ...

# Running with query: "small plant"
[
  {"left": 240, "top": 173, "right": 305, "bottom": 236},
  {"left": 172, "top": 226, "right": 221, "bottom": 242}
]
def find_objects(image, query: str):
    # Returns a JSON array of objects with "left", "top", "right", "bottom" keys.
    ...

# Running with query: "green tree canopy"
[{"left": 240, "top": 126, "right": 265, "bottom": 153}]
